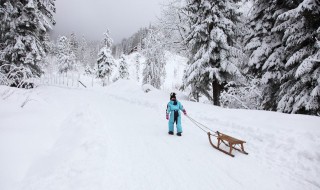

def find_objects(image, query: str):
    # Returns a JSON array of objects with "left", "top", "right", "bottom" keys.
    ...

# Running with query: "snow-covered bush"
[
  {"left": 0, "top": 64, "right": 33, "bottom": 88},
  {"left": 84, "top": 64, "right": 94, "bottom": 75},
  {"left": 142, "top": 84, "right": 155, "bottom": 93},
  {"left": 220, "top": 79, "right": 262, "bottom": 110}
]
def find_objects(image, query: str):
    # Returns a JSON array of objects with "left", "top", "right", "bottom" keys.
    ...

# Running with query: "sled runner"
[
  {"left": 186, "top": 115, "right": 248, "bottom": 157},
  {"left": 207, "top": 131, "right": 248, "bottom": 157}
]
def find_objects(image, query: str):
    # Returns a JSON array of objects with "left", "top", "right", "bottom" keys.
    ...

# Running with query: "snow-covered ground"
[{"left": 1, "top": 80, "right": 320, "bottom": 190}]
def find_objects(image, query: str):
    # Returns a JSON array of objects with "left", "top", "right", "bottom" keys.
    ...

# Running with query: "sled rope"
[
  {"left": 186, "top": 116, "right": 229, "bottom": 146},
  {"left": 186, "top": 115, "right": 217, "bottom": 136},
  {"left": 186, "top": 115, "right": 236, "bottom": 147}
]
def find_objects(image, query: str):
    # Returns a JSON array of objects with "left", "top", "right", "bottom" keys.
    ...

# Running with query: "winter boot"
[
  {"left": 177, "top": 132, "right": 182, "bottom": 136},
  {"left": 168, "top": 131, "right": 174, "bottom": 135}
]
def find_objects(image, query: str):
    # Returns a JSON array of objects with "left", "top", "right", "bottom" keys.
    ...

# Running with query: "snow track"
[
  {"left": 1, "top": 81, "right": 320, "bottom": 190},
  {"left": 20, "top": 104, "right": 110, "bottom": 190}
]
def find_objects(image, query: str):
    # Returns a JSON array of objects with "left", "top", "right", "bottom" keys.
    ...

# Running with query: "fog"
[{"left": 52, "top": 0, "right": 164, "bottom": 43}]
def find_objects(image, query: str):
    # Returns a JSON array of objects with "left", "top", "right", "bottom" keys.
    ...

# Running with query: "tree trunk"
[
  {"left": 196, "top": 93, "right": 199, "bottom": 102},
  {"left": 212, "top": 81, "right": 222, "bottom": 106}
]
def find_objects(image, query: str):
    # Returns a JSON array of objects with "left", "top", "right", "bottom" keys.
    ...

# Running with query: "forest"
[{"left": 1, "top": 0, "right": 320, "bottom": 115}]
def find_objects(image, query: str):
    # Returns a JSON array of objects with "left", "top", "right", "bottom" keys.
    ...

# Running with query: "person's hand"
[
  {"left": 183, "top": 109, "right": 187, "bottom": 115},
  {"left": 166, "top": 114, "right": 169, "bottom": 120}
]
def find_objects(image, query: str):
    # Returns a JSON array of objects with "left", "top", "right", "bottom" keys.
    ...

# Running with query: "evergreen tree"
[
  {"left": 142, "top": 28, "right": 166, "bottom": 89},
  {"left": 118, "top": 54, "right": 129, "bottom": 79},
  {"left": 244, "top": 1, "right": 289, "bottom": 110},
  {"left": 96, "top": 29, "right": 115, "bottom": 86},
  {"left": 135, "top": 54, "right": 141, "bottom": 82},
  {"left": 69, "top": 32, "right": 79, "bottom": 60},
  {"left": 275, "top": 0, "right": 320, "bottom": 115},
  {"left": 0, "top": 0, "right": 55, "bottom": 86},
  {"left": 158, "top": 0, "right": 189, "bottom": 55},
  {"left": 78, "top": 35, "right": 88, "bottom": 65},
  {"left": 182, "top": 0, "right": 243, "bottom": 106},
  {"left": 57, "top": 36, "right": 76, "bottom": 73},
  {"left": 87, "top": 40, "right": 100, "bottom": 68},
  {"left": 113, "top": 27, "right": 149, "bottom": 55}
]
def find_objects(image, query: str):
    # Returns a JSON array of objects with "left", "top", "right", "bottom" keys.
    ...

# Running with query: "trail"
[{"left": 0, "top": 81, "right": 320, "bottom": 190}]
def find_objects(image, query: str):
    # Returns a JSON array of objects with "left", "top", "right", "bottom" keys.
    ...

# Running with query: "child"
[{"left": 166, "top": 92, "right": 187, "bottom": 136}]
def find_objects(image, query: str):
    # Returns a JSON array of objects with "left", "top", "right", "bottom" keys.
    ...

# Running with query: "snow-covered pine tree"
[
  {"left": 57, "top": 36, "right": 76, "bottom": 73},
  {"left": 78, "top": 36, "right": 88, "bottom": 65},
  {"left": 113, "top": 27, "right": 149, "bottom": 56},
  {"left": 182, "top": 0, "right": 243, "bottom": 106},
  {"left": 135, "top": 54, "right": 141, "bottom": 82},
  {"left": 88, "top": 41, "right": 100, "bottom": 68},
  {"left": 0, "top": 0, "right": 55, "bottom": 86},
  {"left": 142, "top": 28, "right": 166, "bottom": 89},
  {"left": 69, "top": 32, "right": 79, "bottom": 60},
  {"left": 274, "top": 0, "right": 320, "bottom": 115},
  {"left": 96, "top": 29, "right": 115, "bottom": 86},
  {"left": 118, "top": 54, "right": 129, "bottom": 79},
  {"left": 243, "top": 1, "right": 290, "bottom": 110},
  {"left": 158, "top": 0, "right": 189, "bottom": 55}
]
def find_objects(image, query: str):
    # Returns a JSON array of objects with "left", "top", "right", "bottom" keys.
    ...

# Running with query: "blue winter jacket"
[
  {"left": 166, "top": 100, "right": 184, "bottom": 115},
  {"left": 166, "top": 100, "right": 185, "bottom": 133}
]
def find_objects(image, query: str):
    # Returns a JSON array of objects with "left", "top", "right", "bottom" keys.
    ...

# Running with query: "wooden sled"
[{"left": 207, "top": 131, "right": 248, "bottom": 157}]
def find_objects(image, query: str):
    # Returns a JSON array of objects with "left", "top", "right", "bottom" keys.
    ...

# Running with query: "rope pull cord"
[{"left": 186, "top": 115, "right": 218, "bottom": 137}]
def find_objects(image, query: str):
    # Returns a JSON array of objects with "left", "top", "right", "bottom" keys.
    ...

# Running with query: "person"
[{"left": 166, "top": 92, "right": 187, "bottom": 136}]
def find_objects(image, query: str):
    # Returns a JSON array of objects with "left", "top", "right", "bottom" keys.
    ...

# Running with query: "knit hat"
[{"left": 170, "top": 92, "right": 176, "bottom": 100}]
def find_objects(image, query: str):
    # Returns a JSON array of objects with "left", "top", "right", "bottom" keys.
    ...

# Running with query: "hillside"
[{"left": 0, "top": 80, "right": 319, "bottom": 190}]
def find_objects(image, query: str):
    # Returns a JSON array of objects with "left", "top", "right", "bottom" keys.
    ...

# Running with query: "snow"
[
  {"left": 112, "top": 51, "right": 187, "bottom": 91},
  {"left": 1, "top": 79, "right": 320, "bottom": 190}
]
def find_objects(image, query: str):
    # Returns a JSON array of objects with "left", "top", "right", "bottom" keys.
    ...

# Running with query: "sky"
[{"left": 51, "top": 0, "right": 164, "bottom": 43}]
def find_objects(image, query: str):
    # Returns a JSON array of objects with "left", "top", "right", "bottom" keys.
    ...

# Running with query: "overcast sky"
[{"left": 51, "top": 0, "right": 164, "bottom": 43}]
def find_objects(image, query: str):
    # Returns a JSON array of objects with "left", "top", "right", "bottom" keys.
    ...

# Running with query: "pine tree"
[
  {"left": 275, "top": 0, "right": 320, "bottom": 115},
  {"left": 88, "top": 41, "right": 100, "bottom": 68},
  {"left": 135, "top": 54, "right": 141, "bottom": 82},
  {"left": 78, "top": 35, "right": 88, "bottom": 65},
  {"left": 158, "top": 0, "right": 189, "bottom": 55},
  {"left": 182, "top": 0, "right": 243, "bottom": 106},
  {"left": 69, "top": 32, "right": 79, "bottom": 60},
  {"left": 118, "top": 54, "right": 129, "bottom": 79},
  {"left": 113, "top": 27, "right": 149, "bottom": 56},
  {"left": 243, "top": 1, "right": 290, "bottom": 110},
  {"left": 96, "top": 29, "right": 115, "bottom": 86},
  {"left": 0, "top": 0, "right": 55, "bottom": 86},
  {"left": 142, "top": 28, "right": 166, "bottom": 89},
  {"left": 57, "top": 36, "right": 76, "bottom": 73}
]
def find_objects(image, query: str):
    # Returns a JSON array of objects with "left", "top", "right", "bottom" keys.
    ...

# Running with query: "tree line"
[
  {"left": 158, "top": 0, "right": 320, "bottom": 115},
  {"left": 0, "top": 0, "right": 319, "bottom": 115}
]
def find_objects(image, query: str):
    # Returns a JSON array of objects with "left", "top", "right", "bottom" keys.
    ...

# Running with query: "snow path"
[{"left": 1, "top": 81, "right": 320, "bottom": 190}]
